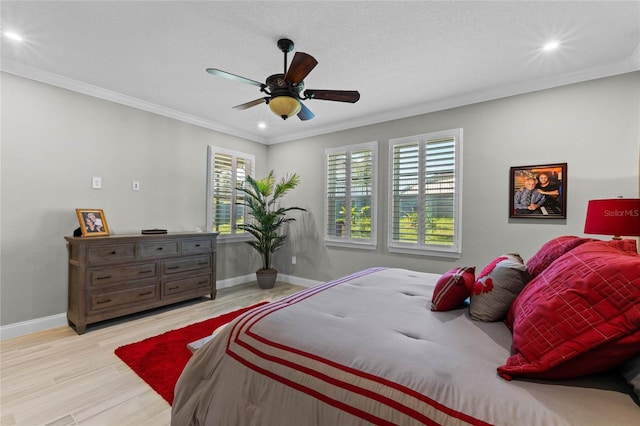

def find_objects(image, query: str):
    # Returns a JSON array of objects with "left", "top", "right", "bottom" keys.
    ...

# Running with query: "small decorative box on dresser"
[{"left": 65, "top": 232, "right": 218, "bottom": 334}]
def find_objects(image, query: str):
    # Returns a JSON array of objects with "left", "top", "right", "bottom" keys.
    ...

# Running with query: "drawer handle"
[
  {"left": 139, "top": 270, "right": 153, "bottom": 274},
  {"left": 96, "top": 299, "right": 112, "bottom": 305},
  {"left": 198, "top": 280, "right": 208, "bottom": 284},
  {"left": 168, "top": 286, "right": 179, "bottom": 290},
  {"left": 198, "top": 262, "right": 208, "bottom": 265},
  {"left": 139, "top": 291, "right": 153, "bottom": 296},
  {"left": 168, "top": 266, "right": 180, "bottom": 270},
  {"left": 110, "top": 251, "right": 117, "bottom": 255},
  {"left": 96, "top": 275, "right": 112, "bottom": 280},
  {"left": 195, "top": 244, "right": 201, "bottom": 247},
  {"left": 157, "top": 247, "right": 164, "bottom": 251}
]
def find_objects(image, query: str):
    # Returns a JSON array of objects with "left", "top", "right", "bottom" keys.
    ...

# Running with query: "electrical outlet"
[
  {"left": 291, "top": 256, "right": 297, "bottom": 265},
  {"left": 132, "top": 181, "right": 140, "bottom": 191},
  {"left": 92, "top": 176, "right": 102, "bottom": 189}
]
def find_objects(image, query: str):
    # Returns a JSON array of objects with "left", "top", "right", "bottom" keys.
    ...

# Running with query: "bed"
[{"left": 172, "top": 237, "right": 640, "bottom": 425}]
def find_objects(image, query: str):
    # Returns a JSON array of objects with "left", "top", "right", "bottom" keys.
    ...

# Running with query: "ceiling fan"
[{"left": 206, "top": 38, "right": 360, "bottom": 121}]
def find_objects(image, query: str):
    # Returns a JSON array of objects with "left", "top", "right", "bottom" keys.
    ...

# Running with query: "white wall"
[{"left": 1, "top": 70, "right": 638, "bottom": 331}]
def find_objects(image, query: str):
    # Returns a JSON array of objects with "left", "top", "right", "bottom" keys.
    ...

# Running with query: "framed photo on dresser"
[
  {"left": 75, "top": 208, "right": 110, "bottom": 237},
  {"left": 509, "top": 163, "right": 567, "bottom": 219}
]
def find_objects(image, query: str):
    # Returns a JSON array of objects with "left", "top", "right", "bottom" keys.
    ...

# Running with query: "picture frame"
[
  {"left": 509, "top": 163, "right": 567, "bottom": 219},
  {"left": 75, "top": 208, "right": 110, "bottom": 237}
]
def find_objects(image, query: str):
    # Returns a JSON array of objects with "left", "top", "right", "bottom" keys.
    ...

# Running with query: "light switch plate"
[{"left": 92, "top": 176, "right": 102, "bottom": 189}]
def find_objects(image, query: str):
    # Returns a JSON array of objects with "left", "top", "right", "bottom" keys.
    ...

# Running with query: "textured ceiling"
[{"left": 1, "top": 1, "right": 639, "bottom": 144}]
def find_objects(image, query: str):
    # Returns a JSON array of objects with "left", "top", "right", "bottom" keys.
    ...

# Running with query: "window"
[
  {"left": 388, "top": 129, "right": 462, "bottom": 257},
  {"left": 206, "top": 146, "right": 255, "bottom": 239},
  {"left": 325, "top": 142, "right": 377, "bottom": 249}
]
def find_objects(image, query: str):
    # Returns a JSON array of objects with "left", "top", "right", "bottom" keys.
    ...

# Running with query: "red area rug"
[{"left": 115, "top": 302, "right": 267, "bottom": 405}]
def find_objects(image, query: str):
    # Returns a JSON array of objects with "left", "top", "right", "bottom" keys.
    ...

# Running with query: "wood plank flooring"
[{"left": 0, "top": 282, "right": 304, "bottom": 426}]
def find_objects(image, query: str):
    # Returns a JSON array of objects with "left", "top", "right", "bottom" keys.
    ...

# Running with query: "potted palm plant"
[{"left": 237, "top": 170, "right": 306, "bottom": 289}]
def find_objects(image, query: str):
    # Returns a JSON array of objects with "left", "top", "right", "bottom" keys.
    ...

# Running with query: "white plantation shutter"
[
  {"left": 234, "top": 157, "right": 249, "bottom": 233},
  {"left": 325, "top": 142, "right": 377, "bottom": 248},
  {"left": 207, "top": 146, "right": 255, "bottom": 238},
  {"left": 424, "top": 137, "right": 455, "bottom": 245},
  {"left": 212, "top": 153, "right": 233, "bottom": 233},
  {"left": 389, "top": 129, "right": 462, "bottom": 257},
  {"left": 326, "top": 152, "right": 347, "bottom": 237},
  {"left": 351, "top": 149, "right": 373, "bottom": 239}
]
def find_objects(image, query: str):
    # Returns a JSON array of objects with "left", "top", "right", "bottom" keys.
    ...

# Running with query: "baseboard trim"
[
  {"left": 276, "top": 273, "right": 322, "bottom": 288},
  {"left": 0, "top": 313, "right": 68, "bottom": 340},
  {"left": 216, "top": 273, "right": 257, "bottom": 290},
  {"left": 0, "top": 274, "right": 321, "bottom": 340}
]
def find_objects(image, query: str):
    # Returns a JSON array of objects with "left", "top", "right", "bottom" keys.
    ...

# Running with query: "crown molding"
[
  {"left": 265, "top": 58, "right": 640, "bottom": 144},
  {"left": 0, "top": 59, "right": 268, "bottom": 144},
  {"left": 3, "top": 58, "right": 638, "bottom": 146}
]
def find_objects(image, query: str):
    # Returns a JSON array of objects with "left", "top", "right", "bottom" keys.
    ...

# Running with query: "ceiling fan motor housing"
[{"left": 266, "top": 74, "right": 303, "bottom": 95}]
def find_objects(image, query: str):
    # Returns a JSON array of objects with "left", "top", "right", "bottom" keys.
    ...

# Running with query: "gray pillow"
[
  {"left": 620, "top": 355, "right": 640, "bottom": 399},
  {"left": 469, "top": 253, "right": 531, "bottom": 322}
]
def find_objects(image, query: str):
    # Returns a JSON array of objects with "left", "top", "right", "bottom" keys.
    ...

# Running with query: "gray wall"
[
  {"left": 1, "top": 72, "right": 267, "bottom": 326},
  {"left": 269, "top": 71, "right": 640, "bottom": 281},
  {"left": 1, "top": 70, "right": 639, "bottom": 327}
]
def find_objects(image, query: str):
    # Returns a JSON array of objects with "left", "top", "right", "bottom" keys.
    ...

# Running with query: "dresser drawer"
[
  {"left": 163, "top": 255, "right": 211, "bottom": 275},
  {"left": 163, "top": 275, "right": 211, "bottom": 297},
  {"left": 88, "top": 243, "right": 136, "bottom": 265},
  {"left": 139, "top": 241, "right": 179, "bottom": 259},
  {"left": 181, "top": 238, "right": 213, "bottom": 254},
  {"left": 87, "top": 283, "right": 159, "bottom": 313},
  {"left": 88, "top": 263, "right": 157, "bottom": 288}
]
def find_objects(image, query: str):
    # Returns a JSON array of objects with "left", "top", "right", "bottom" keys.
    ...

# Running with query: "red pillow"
[
  {"left": 499, "top": 241, "right": 640, "bottom": 380},
  {"left": 526, "top": 236, "right": 597, "bottom": 279},
  {"left": 607, "top": 238, "right": 638, "bottom": 253},
  {"left": 431, "top": 267, "right": 475, "bottom": 311}
]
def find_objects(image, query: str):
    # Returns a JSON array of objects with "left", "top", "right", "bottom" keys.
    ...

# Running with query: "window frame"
[
  {"left": 324, "top": 141, "right": 378, "bottom": 250},
  {"left": 206, "top": 145, "right": 255, "bottom": 242},
  {"left": 387, "top": 129, "right": 462, "bottom": 258}
]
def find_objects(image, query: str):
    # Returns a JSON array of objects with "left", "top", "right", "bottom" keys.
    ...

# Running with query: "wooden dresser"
[{"left": 65, "top": 232, "right": 218, "bottom": 334}]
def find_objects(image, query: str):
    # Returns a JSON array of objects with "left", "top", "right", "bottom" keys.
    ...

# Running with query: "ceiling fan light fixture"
[{"left": 268, "top": 95, "right": 301, "bottom": 120}]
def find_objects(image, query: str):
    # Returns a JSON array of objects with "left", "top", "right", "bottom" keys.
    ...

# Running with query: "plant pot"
[{"left": 256, "top": 268, "right": 278, "bottom": 289}]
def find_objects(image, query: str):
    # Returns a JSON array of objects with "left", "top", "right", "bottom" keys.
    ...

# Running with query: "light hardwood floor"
[{"left": 1, "top": 282, "right": 304, "bottom": 426}]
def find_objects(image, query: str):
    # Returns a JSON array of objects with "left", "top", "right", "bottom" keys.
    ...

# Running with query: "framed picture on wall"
[
  {"left": 509, "top": 163, "right": 567, "bottom": 219},
  {"left": 75, "top": 208, "right": 110, "bottom": 236}
]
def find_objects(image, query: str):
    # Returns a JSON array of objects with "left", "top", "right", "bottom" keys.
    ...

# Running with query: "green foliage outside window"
[
  {"left": 337, "top": 205, "right": 371, "bottom": 238},
  {"left": 398, "top": 209, "right": 453, "bottom": 244}
]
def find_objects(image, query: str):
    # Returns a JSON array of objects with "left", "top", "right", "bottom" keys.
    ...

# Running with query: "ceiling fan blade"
[
  {"left": 206, "top": 68, "right": 264, "bottom": 88},
  {"left": 232, "top": 98, "right": 268, "bottom": 110},
  {"left": 304, "top": 89, "right": 360, "bottom": 103},
  {"left": 297, "top": 102, "right": 315, "bottom": 121},
  {"left": 284, "top": 52, "right": 318, "bottom": 84}
]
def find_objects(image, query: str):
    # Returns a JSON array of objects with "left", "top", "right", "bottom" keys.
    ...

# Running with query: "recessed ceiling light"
[
  {"left": 543, "top": 41, "right": 560, "bottom": 52},
  {"left": 3, "top": 31, "right": 24, "bottom": 42},
  {"left": 258, "top": 121, "right": 267, "bottom": 130}
]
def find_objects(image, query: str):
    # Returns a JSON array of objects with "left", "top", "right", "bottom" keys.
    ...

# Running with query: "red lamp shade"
[{"left": 584, "top": 198, "right": 640, "bottom": 239}]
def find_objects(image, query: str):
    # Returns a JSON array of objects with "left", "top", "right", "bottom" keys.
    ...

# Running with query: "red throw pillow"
[
  {"left": 431, "top": 267, "right": 475, "bottom": 311},
  {"left": 498, "top": 241, "right": 640, "bottom": 380},
  {"left": 526, "top": 236, "right": 597, "bottom": 279}
]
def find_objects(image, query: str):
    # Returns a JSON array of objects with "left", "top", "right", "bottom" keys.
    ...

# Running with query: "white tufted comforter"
[{"left": 172, "top": 268, "right": 638, "bottom": 425}]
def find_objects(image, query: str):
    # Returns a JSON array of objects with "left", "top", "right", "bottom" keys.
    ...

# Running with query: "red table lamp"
[{"left": 584, "top": 198, "right": 640, "bottom": 240}]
